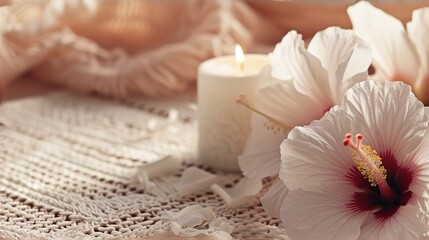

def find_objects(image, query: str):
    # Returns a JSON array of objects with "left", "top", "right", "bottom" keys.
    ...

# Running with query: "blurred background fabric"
[
  {"left": 0, "top": 0, "right": 253, "bottom": 97},
  {"left": 0, "top": 0, "right": 427, "bottom": 98}
]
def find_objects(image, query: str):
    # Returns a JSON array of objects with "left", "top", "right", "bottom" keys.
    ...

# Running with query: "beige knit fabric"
[{"left": 0, "top": 91, "right": 287, "bottom": 239}]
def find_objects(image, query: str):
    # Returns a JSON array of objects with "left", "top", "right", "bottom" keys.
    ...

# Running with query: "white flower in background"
[
  {"left": 348, "top": 1, "right": 429, "bottom": 105},
  {"left": 280, "top": 80, "right": 429, "bottom": 240},
  {"left": 237, "top": 26, "right": 371, "bottom": 217}
]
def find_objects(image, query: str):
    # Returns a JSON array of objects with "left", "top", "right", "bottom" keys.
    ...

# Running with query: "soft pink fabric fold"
[{"left": 0, "top": 0, "right": 253, "bottom": 97}]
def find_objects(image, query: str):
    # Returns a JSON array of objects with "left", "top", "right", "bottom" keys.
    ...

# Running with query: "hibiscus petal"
[
  {"left": 281, "top": 186, "right": 367, "bottom": 240},
  {"left": 359, "top": 203, "right": 427, "bottom": 240},
  {"left": 238, "top": 114, "right": 286, "bottom": 178},
  {"left": 260, "top": 178, "right": 289, "bottom": 218},
  {"left": 269, "top": 37, "right": 292, "bottom": 81},
  {"left": 280, "top": 106, "right": 354, "bottom": 191},
  {"left": 405, "top": 131, "right": 429, "bottom": 200},
  {"left": 239, "top": 78, "right": 328, "bottom": 179},
  {"left": 407, "top": 7, "right": 429, "bottom": 76},
  {"left": 407, "top": 7, "right": 429, "bottom": 104},
  {"left": 347, "top": 1, "right": 420, "bottom": 85},
  {"left": 308, "top": 27, "right": 371, "bottom": 103},
  {"left": 269, "top": 30, "right": 332, "bottom": 106},
  {"left": 256, "top": 77, "right": 328, "bottom": 126},
  {"left": 342, "top": 80, "right": 428, "bottom": 164}
]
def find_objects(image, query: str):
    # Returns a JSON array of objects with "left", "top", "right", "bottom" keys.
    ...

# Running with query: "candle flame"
[{"left": 235, "top": 44, "right": 245, "bottom": 73}]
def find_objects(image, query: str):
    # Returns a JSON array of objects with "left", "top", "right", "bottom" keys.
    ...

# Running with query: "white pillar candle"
[{"left": 197, "top": 47, "right": 268, "bottom": 172}]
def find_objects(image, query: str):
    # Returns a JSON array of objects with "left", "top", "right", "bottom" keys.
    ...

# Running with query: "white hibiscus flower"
[
  {"left": 280, "top": 80, "right": 429, "bottom": 240},
  {"left": 237, "top": 26, "right": 371, "bottom": 217},
  {"left": 348, "top": 1, "right": 429, "bottom": 105}
]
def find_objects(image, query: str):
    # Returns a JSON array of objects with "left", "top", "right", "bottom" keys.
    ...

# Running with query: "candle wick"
[{"left": 239, "top": 61, "right": 244, "bottom": 74}]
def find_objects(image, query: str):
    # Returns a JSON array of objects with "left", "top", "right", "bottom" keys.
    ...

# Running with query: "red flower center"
[{"left": 346, "top": 150, "right": 413, "bottom": 221}]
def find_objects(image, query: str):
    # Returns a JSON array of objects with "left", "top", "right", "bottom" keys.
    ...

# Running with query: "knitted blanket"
[{"left": 0, "top": 91, "right": 286, "bottom": 239}]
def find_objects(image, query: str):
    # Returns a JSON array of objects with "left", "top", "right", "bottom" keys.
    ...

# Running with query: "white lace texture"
[{"left": 0, "top": 91, "right": 288, "bottom": 239}]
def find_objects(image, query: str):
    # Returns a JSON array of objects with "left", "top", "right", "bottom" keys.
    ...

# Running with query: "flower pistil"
[
  {"left": 344, "top": 133, "right": 394, "bottom": 200},
  {"left": 236, "top": 94, "right": 292, "bottom": 134}
]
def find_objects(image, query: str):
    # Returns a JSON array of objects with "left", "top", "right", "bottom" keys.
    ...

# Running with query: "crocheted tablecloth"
[{"left": 0, "top": 91, "right": 286, "bottom": 239}]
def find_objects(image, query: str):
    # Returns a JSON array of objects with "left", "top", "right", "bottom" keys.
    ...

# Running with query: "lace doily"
[{"left": 0, "top": 91, "right": 287, "bottom": 239}]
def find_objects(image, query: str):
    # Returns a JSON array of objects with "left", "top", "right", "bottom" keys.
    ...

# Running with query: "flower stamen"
[
  {"left": 344, "top": 133, "right": 394, "bottom": 200},
  {"left": 236, "top": 94, "right": 293, "bottom": 133}
]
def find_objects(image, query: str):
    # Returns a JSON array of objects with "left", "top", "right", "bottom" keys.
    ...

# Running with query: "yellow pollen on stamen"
[
  {"left": 343, "top": 133, "right": 393, "bottom": 200},
  {"left": 236, "top": 94, "right": 293, "bottom": 133},
  {"left": 351, "top": 145, "right": 387, "bottom": 187}
]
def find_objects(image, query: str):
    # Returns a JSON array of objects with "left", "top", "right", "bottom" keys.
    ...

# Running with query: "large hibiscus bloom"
[
  {"left": 280, "top": 80, "right": 429, "bottom": 239},
  {"left": 348, "top": 1, "right": 429, "bottom": 105},
  {"left": 237, "top": 27, "right": 371, "bottom": 216}
]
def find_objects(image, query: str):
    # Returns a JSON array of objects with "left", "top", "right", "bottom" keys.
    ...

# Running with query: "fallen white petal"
[
  {"left": 134, "top": 170, "right": 169, "bottom": 198},
  {"left": 211, "top": 177, "right": 262, "bottom": 208},
  {"left": 147, "top": 109, "right": 179, "bottom": 132},
  {"left": 175, "top": 207, "right": 215, "bottom": 228},
  {"left": 178, "top": 227, "right": 234, "bottom": 240},
  {"left": 209, "top": 217, "right": 234, "bottom": 234},
  {"left": 173, "top": 167, "right": 218, "bottom": 196},
  {"left": 160, "top": 205, "right": 234, "bottom": 239},
  {"left": 205, "top": 231, "right": 234, "bottom": 240},
  {"left": 178, "top": 227, "right": 207, "bottom": 237},
  {"left": 162, "top": 205, "right": 215, "bottom": 227},
  {"left": 136, "top": 155, "right": 181, "bottom": 180},
  {"left": 168, "top": 108, "right": 180, "bottom": 122},
  {"left": 170, "top": 221, "right": 182, "bottom": 236},
  {"left": 175, "top": 217, "right": 234, "bottom": 239},
  {"left": 135, "top": 170, "right": 154, "bottom": 188}
]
